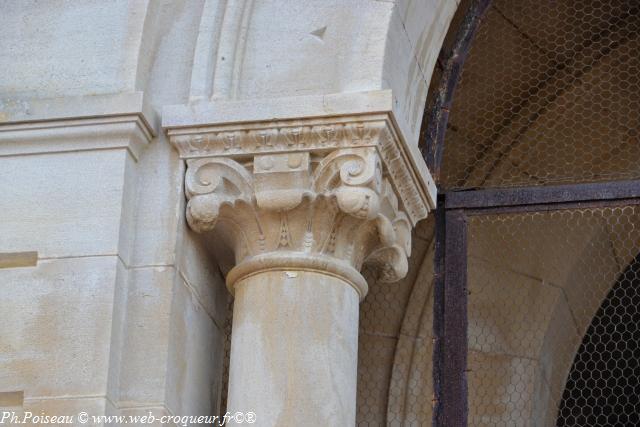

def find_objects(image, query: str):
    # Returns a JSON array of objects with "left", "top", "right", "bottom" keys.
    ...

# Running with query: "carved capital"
[{"left": 167, "top": 112, "right": 433, "bottom": 299}]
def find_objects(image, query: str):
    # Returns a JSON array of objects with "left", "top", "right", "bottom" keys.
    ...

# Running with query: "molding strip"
[{"left": 0, "top": 252, "right": 37, "bottom": 269}]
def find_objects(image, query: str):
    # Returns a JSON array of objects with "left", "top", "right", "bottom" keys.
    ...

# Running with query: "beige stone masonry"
[{"left": 0, "top": 92, "right": 155, "bottom": 160}]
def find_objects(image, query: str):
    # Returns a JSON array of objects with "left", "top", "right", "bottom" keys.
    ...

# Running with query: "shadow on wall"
[{"left": 557, "top": 251, "right": 640, "bottom": 426}]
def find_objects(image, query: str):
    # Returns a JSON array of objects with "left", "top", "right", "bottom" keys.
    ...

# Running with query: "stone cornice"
[
  {"left": 0, "top": 92, "right": 156, "bottom": 160},
  {"left": 0, "top": 92, "right": 157, "bottom": 130},
  {"left": 163, "top": 90, "right": 437, "bottom": 212},
  {"left": 0, "top": 114, "right": 153, "bottom": 160},
  {"left": 165, "top": 110, "right": 434, "bottom": 226}
]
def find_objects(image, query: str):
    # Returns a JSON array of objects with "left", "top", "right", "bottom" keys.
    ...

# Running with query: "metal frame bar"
[
  {"left": 421, "top": 0, "right": 492, "bottom": 180},
  {"left": 433, "top": 196, "right": 469, "bottom": 427},
  {"left": 446, "top": 180, "right": 640, "bottom": 210},
  {"left": 432, "top": 197, "right": 445, "bottom": 426}
]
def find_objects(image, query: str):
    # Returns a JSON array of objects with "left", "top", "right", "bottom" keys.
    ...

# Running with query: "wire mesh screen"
[
  {"left": 440, "top": 0, "right": 640, "bottom": 190},
  {"left": 356, "top": 218, "right": 437, "bottom": 426},
  {"left": 466, "top": 203, "right": 640, "bottom": 426},
  {"left": 219, "top": 297, "right": 233, "bottom": 416},
  {"left": 557, "top": 253, "right": 640, "bottom": 426}
]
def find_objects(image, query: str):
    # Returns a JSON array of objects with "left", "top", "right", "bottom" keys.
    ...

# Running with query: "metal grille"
[
  {"left": 465, "top": 204, "right": 640, "bottom": 426},
  {"left": 440, "top": 0, "right": 640, "bottom": 190},
  {"left": 431, "top": 1, "right": 640, "bottom": 424}
]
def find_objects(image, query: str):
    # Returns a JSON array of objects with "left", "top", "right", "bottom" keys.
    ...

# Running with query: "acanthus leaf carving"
[
  {"left": 185, "top": 157, "right": 254, "bottom": 233},
  {"left": 169, "top": 113, "right": 434, "bottom": 298},
  {"left": 315, "top": 148, "right": 383, "bottom": 220}
]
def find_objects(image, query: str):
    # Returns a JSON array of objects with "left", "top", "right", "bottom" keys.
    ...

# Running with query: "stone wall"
[{"left": 0, "top": 1, "right": 459, "bottom": 424}]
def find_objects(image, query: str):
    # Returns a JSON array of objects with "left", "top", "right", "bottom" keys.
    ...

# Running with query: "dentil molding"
[{"left": 163, "top": 92, "right": 435, "bottom": 299}]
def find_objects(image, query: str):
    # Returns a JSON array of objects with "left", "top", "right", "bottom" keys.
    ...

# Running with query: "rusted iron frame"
[
  {"left": 433, "top": 199, "right": 469, "bottom": 427},
  {"left": 429, "top": 2, "right": 491, "bottom": 425},
  {"left": 421, "top": 0, "right": 492, "bottom": 182},
  {"left": 462, "top": 197, "right": 640, "bottom": 217},
  {"left": 430, "top": 2, "right": 491, "bottom": 425},
  {"left": 432, "top": 196, "right": 445, "bottom": 425},
  {"left": 445, "top": 179, "right": 640, "bottom": 211}
]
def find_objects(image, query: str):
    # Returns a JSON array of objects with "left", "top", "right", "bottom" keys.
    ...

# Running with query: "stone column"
[{"left": 164, "top": 93, "right": 435, "bottom": 426}]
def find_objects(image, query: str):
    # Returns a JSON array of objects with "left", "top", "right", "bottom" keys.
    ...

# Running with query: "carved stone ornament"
[{"left": 167, "top": 113, "right": 433, "bottom": 299}]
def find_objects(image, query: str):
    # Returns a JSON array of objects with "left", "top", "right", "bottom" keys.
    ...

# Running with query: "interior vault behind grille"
[
  {"left": 440, "top": 0, "right": 640, "bottom": 190},
  {"left": 466, "top": 204, "right": 640, "bottom": 426}
]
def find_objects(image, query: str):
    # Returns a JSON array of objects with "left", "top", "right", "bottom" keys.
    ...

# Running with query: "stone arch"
[{"left": 183, "top": 0, "right": 461, "bottom": 148}]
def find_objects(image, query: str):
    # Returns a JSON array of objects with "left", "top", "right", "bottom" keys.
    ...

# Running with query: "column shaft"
[{"left": 227, "top": 270, "right": 359, "bottom": 426}]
